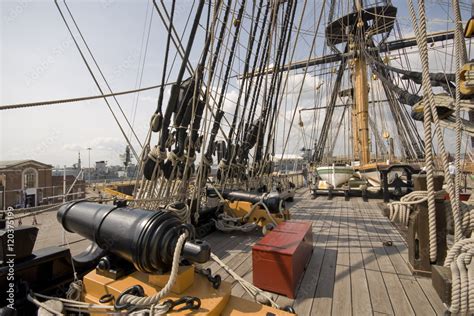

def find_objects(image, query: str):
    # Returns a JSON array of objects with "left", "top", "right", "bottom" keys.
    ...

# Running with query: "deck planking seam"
[
  {"left": 274, "top": 196, "right": 326, "bottom": 308},
  {"left": 349, "top": 199, "right": 373, "bottom": 315},
  {"left": 200, "top": 194, "right": 447, "bottom": 316},
  {"left": 332, "top": 198, "right": 353, "bottom": 315},
  {"left": 367, "top": 202, "right": 445, "bottom": 315},
  {"left": 308, "top": 197, "right": 340, "bottom": 315},
  {"left": 361, "top": 200, "right": 417, "bottom": 315},
  {"left": 365, "top": 202, "right": 431, "bottom": 315},
  {"left": 357, "top": 199, "right": 396, "bottom": 315}
]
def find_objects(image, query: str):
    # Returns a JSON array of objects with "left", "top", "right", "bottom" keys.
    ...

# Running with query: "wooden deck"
[
  {"left": 25, "top": 190, "right": 446, "bottom": 315},
  {"left": 200, "top": 191, "right": 447, "bottom": 315}
]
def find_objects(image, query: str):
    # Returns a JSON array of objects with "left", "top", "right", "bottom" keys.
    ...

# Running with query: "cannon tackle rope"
[
  {"left": 121, "top": 232, "right": 188, "bottom": 307},
  {"left": 210, "top": 252, "right": 280, "bottom": 309}
]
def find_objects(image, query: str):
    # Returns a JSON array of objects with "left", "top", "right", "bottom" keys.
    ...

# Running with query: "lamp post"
[{"left": 87, "top": 147, "right": 92, "bottom": 184}]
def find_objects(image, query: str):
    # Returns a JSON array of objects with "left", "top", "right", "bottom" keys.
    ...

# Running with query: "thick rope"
[
  {"left": 389, "top": 190, "right": 446, "bottom": 227},
  {"left": 452, "top": 0, "right": 466, "bottom": 243},
  {"left": 0, "top": 82, "right": 173, "bottom": 111},
  {"left": 34, "top": 293, "right": 115, "bottom": 312},
  {"left": 27, "top": 294, "right": 63, "bottom": 316},
  {"left": 166, "top": 203, "right": 190, "bottom": 223},
  {"left": 447, "top": 16, "right": 474, "bottom": 305},
  {"left": 445, "top": 239, "right": 474, "bottom": 314},
  {"left": 406, "top": 0, "right": 466, "bottom": 265},
  {"left": 210, "top": 252, "right": 280, "bottom": 309},
  {"left": 213, "top": 213, "right": 259, "bottom": 233},
  {"left": 65, "top": 280, "right": 83, "bottom": 301},
  {"left": 406, "top": 0, "right": 438, "bottom": 263},
  {"left": 121, "top": 232, "right": 188, "bottom": 307}
]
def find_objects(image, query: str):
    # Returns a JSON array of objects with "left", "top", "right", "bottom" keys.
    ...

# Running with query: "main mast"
[{"left": 351, "top": 0, "right": 370, "bottom": 164}]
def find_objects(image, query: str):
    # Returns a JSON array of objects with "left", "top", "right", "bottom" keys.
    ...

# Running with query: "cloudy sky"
[{"left": 1, "top": 0, "right": 472, "bottom": 167}]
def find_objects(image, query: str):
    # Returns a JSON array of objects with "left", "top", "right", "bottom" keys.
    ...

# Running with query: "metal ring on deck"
[
  {"left": 99, "top": 293, "right": 114, "bottom": 304},
  {"left": 114, "top": 285, "right": 145, "bottom": 310}
]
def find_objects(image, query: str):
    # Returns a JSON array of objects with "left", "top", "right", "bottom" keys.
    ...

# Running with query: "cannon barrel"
[
  {"left": 57, "top": 202, "right": 210, "bottom": 273},
  {"left": 221, "top": 191, "right": 284, "bottom": 213}
]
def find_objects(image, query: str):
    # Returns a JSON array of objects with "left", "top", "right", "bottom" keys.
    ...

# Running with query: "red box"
[{"left": 252, "top": 221, "right": 313, "bottom": 298}]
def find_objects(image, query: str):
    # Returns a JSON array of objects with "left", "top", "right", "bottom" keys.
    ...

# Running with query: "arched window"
[{"left": 23, "top": 168, "right": 38, "bottom": 189}]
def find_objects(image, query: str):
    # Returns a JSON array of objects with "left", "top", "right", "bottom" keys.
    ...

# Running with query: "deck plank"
[
  {"left": 399, "top": 276, "right": 437, "bottom": 316},
  {"left": 331, "top": 201, "right": 352, "bottom": 316},
  {"left": 363, "top": 202, "right": 416, "bottom": 315},
  {"left": 350, "top": 251, "right": 372, "bottom": 315},
  {"left": 31, "top": 192, "right": 448, "bottom": 316},
  {"left": 382, "top": 272, "right": 416, "bottom": 316},
  {"left": 332, "top": 263, "right": 352, "bottom": 316},
  {"left": 310, "top": 199, "right": 341, "bottom": 315},
  {"left": 357, "top": 201, "right": 395, "bottom": 315},
  {"left": 417, "top": 276, "right": 447, "bottom": 315},
  {"left": 294, "top": 198, "right": 338, "bottom": 315},
  {"left": 347, "top": 201, "right": 372, "bottom": 315}
]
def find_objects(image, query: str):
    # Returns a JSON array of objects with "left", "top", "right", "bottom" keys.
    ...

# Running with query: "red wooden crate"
[{"left": 252, "top": 221, "right": 313, "bottom": 298}]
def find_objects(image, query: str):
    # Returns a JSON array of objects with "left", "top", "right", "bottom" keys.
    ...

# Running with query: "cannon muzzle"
[
  {"left": 221, "top": 191, "right": 284, "bottom": 213},
  {"left": 58, "top": 202, "right": 210, "bottom": 273}
]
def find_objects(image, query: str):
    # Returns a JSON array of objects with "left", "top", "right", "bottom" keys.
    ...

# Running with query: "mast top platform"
[{"left": 325, "top": 5, "right": 397, "bottom": 46}]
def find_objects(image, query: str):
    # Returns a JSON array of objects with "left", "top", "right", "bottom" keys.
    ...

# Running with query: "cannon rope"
[
  {"left": 210, "top": 252, "right": 280, "bottom": 309},
  {"left": 121, "top": 231, "right": 188, "bottom": 307}
]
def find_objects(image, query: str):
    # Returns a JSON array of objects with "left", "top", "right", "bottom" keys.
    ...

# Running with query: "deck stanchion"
[
  {"left": 361, "top": 185, "right": 368, "bottom": 202},
  {"left": 381, "top": 171, "right": 390, "bottom": 202},
  {"left": 344, "top": 186, "right": 350, "bottom": 201},
  {"left": 407, "top": 174, "right": 447, "bottom": 276},
  {"left": 328, "top": 187, "right": 333, "bottom": 200}
]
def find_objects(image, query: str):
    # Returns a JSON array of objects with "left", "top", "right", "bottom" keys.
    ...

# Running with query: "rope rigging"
[
  {"left": 0, "top": 82, "right": 174, "bottom": 111},
  {"left": 54, "top": 0, "right": 140, "bottom": 161}
]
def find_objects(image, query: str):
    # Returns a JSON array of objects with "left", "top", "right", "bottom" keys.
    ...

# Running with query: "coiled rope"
[
  {"left": 388, "top": 190, "right": 446, "bottom": 227},
  {"left": 444, "top": 238, "right": 474, "bottom": 313},
  {"left": 406, "top": 0, "right": 473, "bottom": 311},
  {"left": 407, "top": 0, "right": 464, "bottom": 263}
]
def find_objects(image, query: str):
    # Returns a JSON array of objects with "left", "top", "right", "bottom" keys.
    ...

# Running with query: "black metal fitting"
[
  {"left": 197, "top": 268, "right": 221, "bottom": 289},
  {"left": 163, "top": 296, "right": 201, "bottom": 312},
  {"left": 114, "top": 285, "right": 145, "bottom": 310}
]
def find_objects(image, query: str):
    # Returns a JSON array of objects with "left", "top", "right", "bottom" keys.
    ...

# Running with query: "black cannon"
[
  {"left": 221, "top": 191, "right": 284, "bottom": 214},
  {"left": 58, "top": 202, "right": 210, "bottom": 276}
]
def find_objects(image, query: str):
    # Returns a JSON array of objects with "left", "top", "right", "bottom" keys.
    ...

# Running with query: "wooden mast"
[{"left": 352, "top": 0, "right": 370, "bottom": 165}]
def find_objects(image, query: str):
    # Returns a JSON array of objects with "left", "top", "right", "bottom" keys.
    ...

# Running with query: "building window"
[{"left": 23, "top": 168, "right": 38, "bottom": 189}]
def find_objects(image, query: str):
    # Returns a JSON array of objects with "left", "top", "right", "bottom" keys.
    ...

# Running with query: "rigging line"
[
  {"left": 63, "top": 0, "right": 143, "bottom": 149},
  {"left": 253, "top": 1, "right": 280, "bottom": 165},
  {"left": 130, "top": 2, "right": 154, "bottom": 140},
  {"left": 241, "top": 1, "right": 270, "bottom": 140},
  {"left": 231, "top": 0, "right": 259, "bottom": 148},
  {"left": 54, "top": 0, "right": 139, "bottom": 160},
  {"left": 0, "top": 82, "right": 174, "bottom": 111},
  {"left": 262, "top": 0, "right": 298, "bottom": 166},
  {"left": 158, "top": 0, "right": 205, "bottom": 152},
  {"left": 246, "top": 1, "right": 275, "bottom": 143},
  {"left": 226, "top": 0, "right": 261, "bottom": 145},
  {"left": 280, "top": 0, "right": 327, "bottom": 163},
  {"left": 153, "top": 0, "right": 238, "bottom": 135},
  {"left": 204, "top": 0, "right": 247, "bottom": 159},
  {"left": 153, "top": 0, "right": 193, "bottom": 76},
  {"left": 366, "top": 44, "right": 425, "bottom": 152},
  {"left": 163, "top": 0, "right": 196, "bottom": 84},
  {"left": 154, "top": 0, "right": 175, "bottom": 116}
]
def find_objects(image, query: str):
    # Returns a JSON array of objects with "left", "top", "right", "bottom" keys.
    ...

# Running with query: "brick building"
[{"left": 0, "top": 160, "right": 85, "bottom": 210}]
